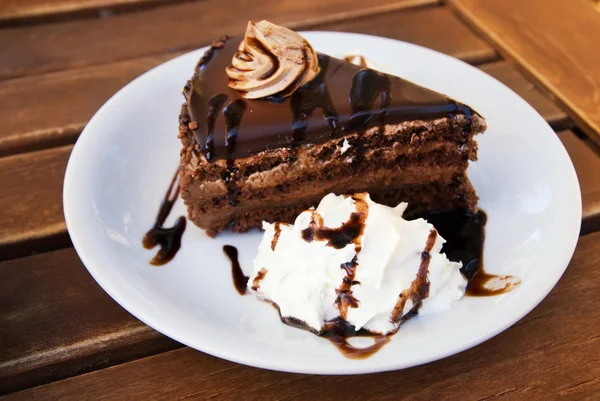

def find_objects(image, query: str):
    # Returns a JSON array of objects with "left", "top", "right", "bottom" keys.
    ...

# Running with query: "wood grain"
[
  {"left": 0, "top": 54, "right": 178, "bottom": 157},
  {"left": 0, "top": 0, "right": 436, "bottom": 81},
  {"left": 449, "top": 0, "right": 600, "bottom": 146},
  {"left": 0, "top": 146, "right": 72, "bottom": 261},
  {"left": 5, "top": 231, "right": 599, "bottom": 400},
  {"left": 558, "top": 130, "right": 600, "bottom": 235},
  {"left": 311, "top": 6, "right": 496, "bottom": 65},
  {"left": 480, "top": 61, "right": 569, "bottom": 130},
  {"left": 0, "top": 0, "right": 189, "bottom": 24},
  {"left": 0, "top": 248, "right": 181, "bottom": 395}
]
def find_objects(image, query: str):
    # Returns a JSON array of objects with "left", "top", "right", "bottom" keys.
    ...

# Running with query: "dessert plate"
[{"left": 63, "top": 32, "right": 581, "bottom": 375}]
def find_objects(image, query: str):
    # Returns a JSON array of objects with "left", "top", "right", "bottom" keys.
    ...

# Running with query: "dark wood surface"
[
  {"left": 0, "top": 248, "right": 181, "bottom": 395},
  {"left": 449, "top": 0, "right": 600, "bottom": 146},
  {"left": 312, "top": 5, "right": 496, "bottom": 65},
  {"left": 0, "top": 146, "right": 72, "bottom": 261},
  {"left": 1, "top": 0, "right": 599, "bottom": 398}
]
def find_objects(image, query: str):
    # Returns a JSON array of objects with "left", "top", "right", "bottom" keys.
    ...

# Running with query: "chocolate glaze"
[
  {"left": 204, "top": 94, "right": 228, "bottom": 160},
  {"left": 223, "top": 245, "right": 248, "bottom": 295},
  {"left": 142, "top": 170, "right": 186, "bottom": 266},
  {"left": 223, "top": 98, "right": 248, "bottom": 164},
  {"left": 347, "top": 69, "right": 391, "bottom": 130},
  {"left": 185, "top": 36, "right": 479, "bottom": 162},
  {"left": 290, "top": 55, "right": 339, "bottom": 142}
]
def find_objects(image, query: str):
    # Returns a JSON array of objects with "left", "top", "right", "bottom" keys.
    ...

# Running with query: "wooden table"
[{"left": 1, "top": 0, "right": 600, "bottom": 398}]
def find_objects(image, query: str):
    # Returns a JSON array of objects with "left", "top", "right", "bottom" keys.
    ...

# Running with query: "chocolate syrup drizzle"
[
  {"left": 142, "top": 170, "right": 186, "bottom": 266},
  {"left": 222, "top": 99, "right": 248, "bottom": 205},
  {"left": 347, "top": 69, "right": 391, "bottom": 130},
  {"left": 290, "top": 55, "right": 339, "bottom": 142},
  {"left": 205, "top": 94, "right": 228, "bottom": 160},
  {"left": 223, "top": 99, "right": 248, "bottom": 164},
  {"left": 223, "top": 245, "right": 248, "bottom": 295},
  {"left": 300, "top": 199, "right": 390, "bottom": 358},
  {"left": 390, "top": 229, "right": 437, "bottom": 324},
  {"left": 270, "top": 222, "right": 283, "bottom": 251}
]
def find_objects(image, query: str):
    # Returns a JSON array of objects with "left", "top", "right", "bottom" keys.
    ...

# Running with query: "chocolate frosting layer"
[{"left": 184, "top": 36, "right": 477, "bottom": 162}]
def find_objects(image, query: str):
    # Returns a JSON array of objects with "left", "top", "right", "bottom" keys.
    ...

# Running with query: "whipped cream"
[
  {"left": 226, "top": 20, "right": 320, "bottom": 99},
  {"left": 248, "top": 193, "right": 467, "bottom": 335}
]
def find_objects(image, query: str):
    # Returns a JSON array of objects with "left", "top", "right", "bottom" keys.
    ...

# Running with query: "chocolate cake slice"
[{"left": 178, "top": 21, "right": 487, "bottom": 237}]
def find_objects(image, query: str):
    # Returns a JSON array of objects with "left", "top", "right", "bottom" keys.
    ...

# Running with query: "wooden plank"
[
  {"left": 310, "top": 6, "right": 496, "bottom": 65},
  {"left": 0, "top": 3, "right": 496, "bottom": 157},
  {"left": 0, "top": 146, "right": 72, "bottom": 261},
  {"left": 479, "top": 61, "right": 569, "bottom": 130},
  {"left": 0, "top": 54, "right": 178, "bottom": 157},
  {"left": 449, "top": 0, "right": 600, "bottom": 147},
  {"left": 558, "top": 130, "right": 600, "bottom": 235},
  {"left": 6, "top": 231, "right": 600, "bottom": 400},
  {"left": 0, "top": 248, "right": 181, "bottom": 395},
  {"left": 0, "top": 0, "right": 436, "bottom": 81},
  {"left": 0, "top": 0, "right": 188, "bottom": 24}
]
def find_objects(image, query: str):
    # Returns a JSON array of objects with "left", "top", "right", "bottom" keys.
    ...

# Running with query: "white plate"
[{"left": 63, "top": 32, "right": 581, "bottom": 375}]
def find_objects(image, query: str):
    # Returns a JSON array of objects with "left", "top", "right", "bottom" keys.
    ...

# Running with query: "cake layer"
[
  {"left": 179, "top": 104, "right": 484, "bottom": 183},
  {"left": 183, "top": 158, "right": 466, "bottom": 207},
  {"left": 183, "top": 175, "right": 477, "bottom": 236}
]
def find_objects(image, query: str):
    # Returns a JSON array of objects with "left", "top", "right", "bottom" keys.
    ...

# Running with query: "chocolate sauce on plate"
[
  {"left": 421, "top": 209, "right": 520, "bottom": 296},
  {"left": 281, "top": 313, "right": 391, "bottom": 359},
  {"left": 318, "top": 317, "right": 391, "bottom": 360},
  {"left": 223, "top": 245, "right": 248, "bottom": 295},
  {"left": 142, "top": 170, "right": 186, "bottom": 266}
]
